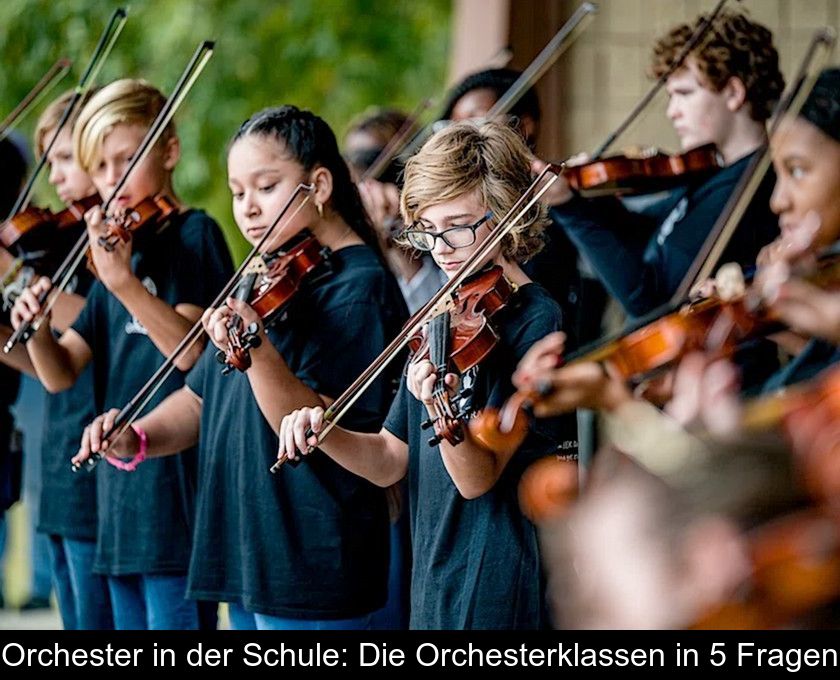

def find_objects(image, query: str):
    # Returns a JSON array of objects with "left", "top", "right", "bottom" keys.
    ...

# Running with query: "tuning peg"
[
  {"left": 427, "top": 434, "right": 442, "bottom": 447},
  {"left": 97, "top": 235, "right": 116, "bottom": 252},
  {"left": 421, "top": 417, "right": 434, "bottom": 430},
  {"left": 215, "top": 349, "right": 227, "bottom": 364}
]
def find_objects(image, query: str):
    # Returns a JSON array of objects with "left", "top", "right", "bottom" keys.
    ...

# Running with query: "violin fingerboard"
[{"left": 427, "top": 313, "right": 451, "bottom": 384}]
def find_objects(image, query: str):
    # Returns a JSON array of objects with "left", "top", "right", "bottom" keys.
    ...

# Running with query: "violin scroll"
[
  {"left": 216, "top": 321, "right": 262, "bottom": 374},
  {"left": 469, "top": 391, "right": 534, "bottom": 457},
  {"left": 96, "top": 194, "right": 178, "bottom": 252}
]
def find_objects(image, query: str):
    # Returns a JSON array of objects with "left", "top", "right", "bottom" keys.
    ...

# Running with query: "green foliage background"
[{"left": 0, "top": 0, "right": 451, "bottom": 259}]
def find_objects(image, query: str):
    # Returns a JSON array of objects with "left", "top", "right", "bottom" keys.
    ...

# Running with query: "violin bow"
[
  {"left": 0, "top": 57, "right": 73, "bottom": 142},
  {"left": 677, "top": 27, "right": 837, "bottom": 301},
  {"left": 485, "top": 1, "right": 597, "bottom": 122},
  {"left": 358, "top": 97, "right": 435, "bottom": 184},
  {"left": 4, "top": 40, "right": 214, "bottom": 353},
  {"left": 591, "top": 0, "right": 734, "bottom": 159},
  {"left": 6, "top": 8, "right": 128, "bottom": 221},
  {"left": 74, "top": 183, "right": 315, "bottom": 472},
  {"left": 398, "top": 2, "right": 598, "bottom": 164},
  {"left": 272, "top": 164, "right": 565, "bottom": 471}
]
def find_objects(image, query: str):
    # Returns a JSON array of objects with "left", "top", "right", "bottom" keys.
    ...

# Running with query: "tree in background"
[{"left": 0, "top": 0, "right": 451, "bottom": 258}]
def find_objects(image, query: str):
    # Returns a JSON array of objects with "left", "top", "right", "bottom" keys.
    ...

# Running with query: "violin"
[
  {"left": 516, "top": 456, "right": 579, "bottom": 523},
  {"left": 408, "top": 265, "right": 514, "bottom": 446},
  {"left": 563, "top": 143, "right": 724, "bottom": 198},
  {"left": 471, "top": 249, "right": 840, "bottom": 456},
  {"left": 742, "top": 365, "right": 840, "bottom": 503},
  {"left": 692, "top": 508, "right": 840, "bottom": 629},
  {"left": 4, "top": 40, "right": 214, "bottom": 355},
  {"left": 1, "top": 193, "right": 100, "bottom": 252},
  {"left": 84, "top": 194, "right": 178, "bottom": 276},
  {"left": 96, "top": 194, "right": 179, "bottom": 251},
  {"left": 469, "top": 295, "right": 742, "bottom": 456},
  {"left": 217, "top": 232, "right": 328, "bottom": 374}
]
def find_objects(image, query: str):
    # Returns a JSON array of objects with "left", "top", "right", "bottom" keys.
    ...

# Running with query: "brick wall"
[{"left": 500, "top": 0, "right": 839, "bottom": 161}]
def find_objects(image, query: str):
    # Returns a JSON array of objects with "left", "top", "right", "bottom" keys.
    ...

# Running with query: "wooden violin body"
[
  {"left": 564, "top": 143, "right": 723, "bottom": 198},
  {"left": 408, "top": 265, "right": 514, "bottom": 447},
  {"left": 1, "top": 193, "right": 100, "bottom": 254},
  {"left": 693, "top": 508, "right": 840, "bottom": 629},
  {"left": 743, "top": 365, "right": 840, "bottom": 502},
  {"left": 96, "top": 194, "right": 179, "bottom": 251},
  {"left": 86, "top": 194, "right": 179, "bottom": 278},
  {"left": 218, "top": 233, "right": 327, "bottom": 374},
  {"left": 471, "top": 250, "right": 840, "bottom": 456}
]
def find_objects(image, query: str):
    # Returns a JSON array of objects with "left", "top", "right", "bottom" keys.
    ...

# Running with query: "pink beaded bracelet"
[{"left": 106, "top": 425, "right": 148, "bottom": 472}]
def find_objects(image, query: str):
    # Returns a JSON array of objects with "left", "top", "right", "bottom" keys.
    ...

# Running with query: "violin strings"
[
  {"left": 82, "top": 186, "right": 315, "bottom": 469},
  {"left": 4, "top": 38, "right": 213, "bottom": 354},
  {"left": 283, "top": 166, "right": 563, "bottom": 463},
  {"left": 681, "top": 28, "right": 836, "bottom": 297}
]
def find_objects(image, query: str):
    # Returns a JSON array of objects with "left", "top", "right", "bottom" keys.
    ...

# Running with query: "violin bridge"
[
  {"left": 243, "top": 258, "right": 269, "bottom": 276},
  {"left": 428, "top": 294, "right": 455, "bottom": 317}
]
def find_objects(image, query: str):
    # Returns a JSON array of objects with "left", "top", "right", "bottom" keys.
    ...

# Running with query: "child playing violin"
[
  {"left": 440, "top": 67, "right": 587, "bottom": 346},
  {"left": 668, "top": 67, "right": 840, "bottom": 432},
  {"left": 543, "top": 10, "right": 783, "bottom": 319},
  {"left": 0, "top": 90, "right": 100, "bottom": 363},
  {"left": 76, "top": 105, "right": 406, "bottom": 630},
  {"left": 513, "top": 69, "right": 840, "bottom": 449},
  {"left": 11, "top": 79, "right": 233, "bottom": 630},
  {"left": 0, "top": 90, "right": 114, "bottom": 630},
  {"left": 277, "top": 120, "right": 577, "bottom": 629}
]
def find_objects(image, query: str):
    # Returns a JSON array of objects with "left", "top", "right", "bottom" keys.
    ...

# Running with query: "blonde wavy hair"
[
  {"left": 399, "top": 120, "right": 547, "bottom": 263},
  {"left": 73, "top": 79, "right": 174, "bottom": 173},
  {"left": 34, "top": 88, "right": 97, "bottom": 158}
]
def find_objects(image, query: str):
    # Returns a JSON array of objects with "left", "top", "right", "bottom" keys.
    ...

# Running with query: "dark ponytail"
[{"left": 232, "top": 105, "right": 383, "bottom": 258}]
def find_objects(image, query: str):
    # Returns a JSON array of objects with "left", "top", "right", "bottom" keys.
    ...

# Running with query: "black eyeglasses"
[{"left": 403, "top": 211, "right": 493, "bottom": 252}]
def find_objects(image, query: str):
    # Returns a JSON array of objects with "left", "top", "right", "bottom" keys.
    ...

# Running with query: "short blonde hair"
[
  {"left": 73, "top": 79, "right": 174, "bottom": 173},
  {"left": 34, "top": 88, "right": 97, "bottom": 158},
  {"left": 400, "top": 120, "right": 546, "bottom": 262}
]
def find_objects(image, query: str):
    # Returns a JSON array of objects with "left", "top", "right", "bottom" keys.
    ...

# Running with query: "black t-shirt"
[
  {"left": 521, "top": 221, "right": 581, "bottom": 348},
  {"left": 0, "top": 365, "right": 20, "bottom": 511},
  {"left": 383, "top": 283, "right": 577, "bottom": 630},
  {"left": 71, "top": 209, "right": 233, "bottom": 575},
  {"left": 185, "top": 244, "right": 408, "bottom": 619},
  {"left": 554, "top": 152, "right": 779, "bottom": 318},
  {"left": 39, "top": 272, "right": 100, "bottom": 540}
]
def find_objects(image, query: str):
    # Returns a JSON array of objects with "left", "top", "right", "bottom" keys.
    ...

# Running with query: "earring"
[{"left": 316, "top": 202, "right": 324, "bottom": 218}]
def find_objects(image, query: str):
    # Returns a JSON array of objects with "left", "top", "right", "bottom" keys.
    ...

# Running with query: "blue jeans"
[
  {"left": 47, "top": 535, "right": 113, "bottom": 629},
  {"left": 107, "top": 574, "right": 214, "bottom": 630},
  {"left": 13, "top": 377, "right": 52, "bottom": 601},
  {"left": 370, "top": 519, "right": 409, "bottom": 629},
  {"left": 228, "top": 603, "right": 373, "bottom": 630}
]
